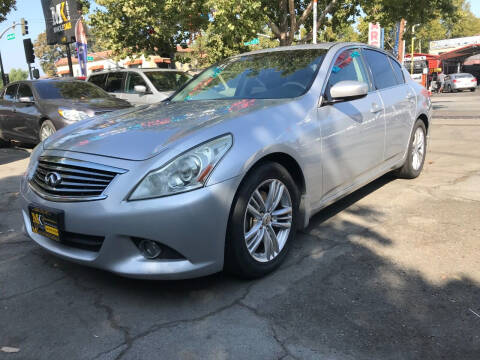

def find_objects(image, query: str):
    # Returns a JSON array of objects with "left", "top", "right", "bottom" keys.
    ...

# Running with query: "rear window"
[
  {"left": 144, "top": 72, "right": 192, "bottom": 92},
  {"left": 89, "top": 74, "right": 107, "bottom": 89},
  {"left": 363, "top": 49, "right": 397, "bottom": 89},
  {"left": 105, "top": 72, "right": 124, "bottom": 93},
  {"left": 34, "top": 81, "right": 111, "bottom": 99},
  {"left": 389, "top": 57, "right": 405, "bottom": 84},
  {"left": 454, "top": 74, "right": 473, "bottom": 79}
]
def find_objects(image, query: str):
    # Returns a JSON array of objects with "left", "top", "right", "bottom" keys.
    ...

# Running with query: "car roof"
[
  {"left": 89, "top": 68, "right": 187, "bottom": 76},
  {"left": 3, "top": 78, "right": 87, "bottom": 86},
  {"left": 450, "top": 73, "right": 472, "bottom": 76}
]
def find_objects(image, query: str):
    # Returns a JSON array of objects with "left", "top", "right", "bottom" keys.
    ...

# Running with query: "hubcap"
[
  {"left": 411, "top": 127, "right": 425, "bottom": 171},
  {"left": 243, "top": 179, "right": 292, "bottom": 263},
  {"left": 40, "top": 124, "right": 55, "bottom": 141}
]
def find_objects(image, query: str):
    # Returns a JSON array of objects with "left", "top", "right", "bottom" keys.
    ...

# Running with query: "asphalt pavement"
[{"left": 1, "top": 90, "right": 479, "bottom": 359}]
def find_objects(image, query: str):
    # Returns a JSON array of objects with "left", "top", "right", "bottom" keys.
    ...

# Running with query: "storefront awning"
[
  {"left": 439, "top": 44, "right": 480, "bottom": 62},
  {"left": 125, "top": 59, "right": 143, "bottom": 66},
  {"left": 89, "top": 65, "right": 104, "bottom": 71}
]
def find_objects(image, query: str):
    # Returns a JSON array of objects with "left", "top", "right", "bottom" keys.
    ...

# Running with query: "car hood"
[
  {"left": 40, "top": 97, "right": 131, "bottom": 112},
  {"left": 43, "top": 99, "right": 284, "bottom": 160}
]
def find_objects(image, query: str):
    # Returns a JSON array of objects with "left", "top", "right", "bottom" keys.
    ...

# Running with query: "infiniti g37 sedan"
[{"left": 20, "top": 43, "right": 431, "bottom": 279}]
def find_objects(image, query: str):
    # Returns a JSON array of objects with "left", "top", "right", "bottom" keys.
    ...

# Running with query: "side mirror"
[
  {"left": 134, "top": 85, "right": 147, "bottom": 94},
  {"left": 19, "top": 96, "right": 34, "bottom": 103},
  {"left": 329, "top": 80, "right": 368, "bottom": 102}
]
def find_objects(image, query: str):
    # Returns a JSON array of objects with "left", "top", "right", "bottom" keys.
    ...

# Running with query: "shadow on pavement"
[
  {"left": 2, "top": 172, "right": 479, "bottom": 359},
  {"left": 0, "top": 147, "right": 31, "bottom": 166}
]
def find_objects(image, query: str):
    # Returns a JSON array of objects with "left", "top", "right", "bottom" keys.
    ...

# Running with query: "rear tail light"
[
  {"left": 453, "top": 79, "right": 457, "bottom": 83},
  {"left": 472, "top": 78, "right": 477, "bottom": 82}
]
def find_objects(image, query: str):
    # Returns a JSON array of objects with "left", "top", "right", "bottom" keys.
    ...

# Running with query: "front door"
[
  {"left": 0, "top": 84, "right": 19, "bottom": 141},
  {"left": 318, "top": 48, "right": 385, "bottom": 200},
  {"left": 123, "top": 72, "right": 157, "bottom": 105},
  {"left": 13, "top": 83, "right": 42, "bottom": 143}
]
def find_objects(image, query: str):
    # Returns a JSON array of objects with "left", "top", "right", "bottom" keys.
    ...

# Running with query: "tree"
[
  {"left": 33, "top": 32, "right": 67, "bottom": 77},
  {"left": 208, "top": 0, "right": 457, "bottom": 50},
  {"left": 0, "top": 0, "right": 16, "bottom": 23},
  {"left": 90, "top": 0, "right": 209, "bottom": 60},
  {"left": 8, "top": 68, "right": 28, "bottom": 82}
]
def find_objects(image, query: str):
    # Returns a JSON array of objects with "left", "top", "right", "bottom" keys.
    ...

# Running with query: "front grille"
[
  {"left": 62, "top": 231, "right": 105, "bottom": 252},
  {"left": 30, "top": 156, "right": 127, "bottom": 201}
]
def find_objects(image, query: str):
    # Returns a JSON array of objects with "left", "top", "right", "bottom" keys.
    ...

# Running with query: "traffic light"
[
  {"left": 21, "top": 18, "right": 28, "bottom": 36},
  {"left": 23, "top": 38, "right": 35, "bottom": 64}
]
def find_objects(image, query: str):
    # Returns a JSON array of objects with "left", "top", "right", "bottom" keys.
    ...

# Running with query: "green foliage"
[
  {"left": 33, "top": 32, "right": 67, "bottom": 77},
  {"left": 8, "top": 68, "right": 28, "bottom": 82},
  {"left": 89, "top": 0, "right": 209, "bottom": 59},
  {"left": 0, "top": 0, "right": 16, "bottom": 23}
]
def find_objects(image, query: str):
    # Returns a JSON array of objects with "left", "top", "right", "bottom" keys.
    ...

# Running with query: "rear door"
[
  {"left": 318, "top": 47, "right": 385, "bottom": 199},
  {"left": 363, "top": 49, "right": 414, "bottom": 162},
  {"left": 13, "top": 83, "right": 42, "bottom": 142},
  {"left": 0, "top": 84, "right": 19, "bottom": 140},
  {"left": 104, "top": 72, "right": 125, "bottom": 99},
  {"left": 88, "top": 73, "right": 108, "bottom": 90}
]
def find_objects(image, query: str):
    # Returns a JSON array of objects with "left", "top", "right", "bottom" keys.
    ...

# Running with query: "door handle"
[{"left": 370, "top": 103, "right": 384, "bottom": 113}]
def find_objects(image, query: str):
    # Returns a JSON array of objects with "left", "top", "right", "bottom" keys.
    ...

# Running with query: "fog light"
[{"left": 139, "top": 240, "right": 162, "bottom": 259}]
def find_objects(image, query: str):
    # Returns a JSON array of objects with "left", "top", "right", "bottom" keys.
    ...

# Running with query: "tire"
[
  {"left": 395, "top": 120, "right": 427, "bottom": 179},
  {"left": 39, "top": 120, "right": 56, "bottom": 142},
  {"left": 471, "top": 88, "right": 476, "bottom": 92},
  {"left": 224, "top": 162, "right": 300, "bottom": 278}
]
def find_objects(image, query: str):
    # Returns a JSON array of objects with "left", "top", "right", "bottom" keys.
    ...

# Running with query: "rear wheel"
[
  {"left": 471, "top": 88, "right": 476, "bottom": 92},
  {"left": 395, "top": 120, "right": 427, "bottom": 179},
  {"left": 225, "top": 162, "right": 299, "bottom": 278},
  {"left": 39, "top": 120, "right": 56, "bottom": 142}
]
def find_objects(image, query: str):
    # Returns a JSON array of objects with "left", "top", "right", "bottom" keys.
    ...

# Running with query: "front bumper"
[{"left": 20, "top": 166, "right": 241, "bottom": 280}]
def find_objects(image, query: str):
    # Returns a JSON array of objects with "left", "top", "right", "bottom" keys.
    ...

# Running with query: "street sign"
[
  {"left": 6, "top": 33, "right": 15, "bottom": 40},
  {"left": 87, "top": 56, "right": 94, "bottom": 61},
  {"left": 244, "top": 38, "right": 259, "bottom": 46}
]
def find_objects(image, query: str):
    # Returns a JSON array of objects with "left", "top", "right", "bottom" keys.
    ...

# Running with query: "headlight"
[
  {"left": 58, "top": 108, "right": 93, "bottom": 121},
  {"left": 129, "top": 135, "right": 232, "bottom": 200}
]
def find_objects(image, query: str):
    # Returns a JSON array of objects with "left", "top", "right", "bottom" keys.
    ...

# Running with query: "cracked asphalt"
[{"left": 1, "top": 90, "right": 480, "bottom": 360}]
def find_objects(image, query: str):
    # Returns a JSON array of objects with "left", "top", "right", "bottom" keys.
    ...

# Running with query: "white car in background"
[
  {"left": 443, "top": 73, "right": 477, "bottom": 92},
  {"left": 87, "top": 69, "right": 192, "bottom": 105}
]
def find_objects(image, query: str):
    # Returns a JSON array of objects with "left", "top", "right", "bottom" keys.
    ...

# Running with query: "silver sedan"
[{"left": 20, "top": 43, "right": 432, "bottom": 279}]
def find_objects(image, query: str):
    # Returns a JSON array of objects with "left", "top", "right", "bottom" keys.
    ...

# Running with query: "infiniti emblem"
[{"left": 45, "top": 172, "right": 62, "bottom": 188}]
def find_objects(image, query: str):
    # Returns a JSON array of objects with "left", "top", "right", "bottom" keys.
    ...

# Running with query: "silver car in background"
[
  {"left": 443, "top": 72, "right": 477, "bottom": 92},
  {"left": 87, "top": 68, "right": 192, "bottom": 105},
  {"left": 20, "top": 43, "right": 431, "bottom": 279}
]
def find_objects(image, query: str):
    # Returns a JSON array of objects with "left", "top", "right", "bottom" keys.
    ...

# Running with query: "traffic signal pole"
[
  {"left": 66, "top": 44, "right": 74, "bottom": 77},
  {"left": 0, "top": 51, "right": 6, "bottom": 86}
]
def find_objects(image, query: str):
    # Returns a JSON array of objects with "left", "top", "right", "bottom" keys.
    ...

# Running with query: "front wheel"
[
  {"left": 395, "top": 120, "right": 427, "bottom": 179},
  {"left": 225, "top": 162, "right": 299, "bottom": 278},
  {"left": 39, "top": 120, "right": 56, "bottom": 142}
]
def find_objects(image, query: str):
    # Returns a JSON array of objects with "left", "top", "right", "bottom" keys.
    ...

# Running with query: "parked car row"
[{"left": 19, "top": 43, "right": 432, "bottom": 280}]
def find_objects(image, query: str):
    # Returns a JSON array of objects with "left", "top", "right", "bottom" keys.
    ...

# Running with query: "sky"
[{"left": 1, "top": 0, "right": 480, "bottom": 76}]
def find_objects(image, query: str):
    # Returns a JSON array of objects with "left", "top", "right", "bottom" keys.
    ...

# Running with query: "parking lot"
[{"left": 1, "top": 90, "right": 479, "bottom": 359}]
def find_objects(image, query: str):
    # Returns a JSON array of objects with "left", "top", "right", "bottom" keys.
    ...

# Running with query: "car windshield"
[
  {"left": 171, "top": 49, "right": 327, "bottom": 102},
  {"left": 144, "top": 71, "right": 192, "bottom": 92},
  {"left": 34, "top": 81, "right": 112, "bottom": 100}
]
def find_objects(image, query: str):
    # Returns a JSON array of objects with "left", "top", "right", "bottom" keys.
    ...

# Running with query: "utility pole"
[
  {"left": 313, "top": 0, "right": 317, "bottom": 44},
  {"left": 410, "top": 25, "right": 417, "bottom": 75},
  {"left": 397, "top": 19, "right": 405, "bottom": 63}
]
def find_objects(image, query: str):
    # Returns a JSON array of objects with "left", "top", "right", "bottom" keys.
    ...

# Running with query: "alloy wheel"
[
  {"left": 40, "top": 124, "right": 55, "bottom": 141},
  {"left": 243, "top": 179, "right": 292, "bottom": 262},
  {"left": 411, "top": 127, "right": 425, "bottom": 171}
]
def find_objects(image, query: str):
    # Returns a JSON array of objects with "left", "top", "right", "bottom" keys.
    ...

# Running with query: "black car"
[{"left": 0, "top": 79, "right": 131, "bottom": 146}]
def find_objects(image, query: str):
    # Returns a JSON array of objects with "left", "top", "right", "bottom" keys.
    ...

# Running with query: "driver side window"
[{"left": 325, "top": 48, "right": 371, "bottom": 99}]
